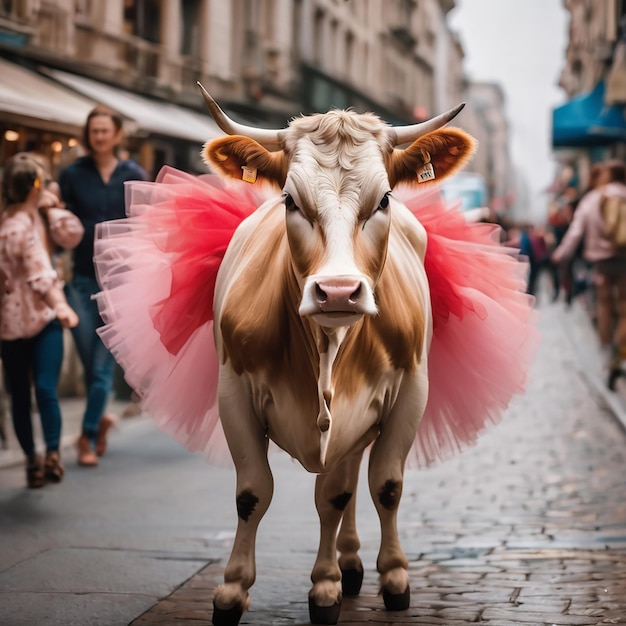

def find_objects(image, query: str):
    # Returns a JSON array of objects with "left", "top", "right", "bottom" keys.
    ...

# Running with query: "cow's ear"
[
  {"left": 387, "top": 128, "right": 477, "bottom": 189},
  {"left": 203, "top": 136, "right": 287, "bottom": 188}
]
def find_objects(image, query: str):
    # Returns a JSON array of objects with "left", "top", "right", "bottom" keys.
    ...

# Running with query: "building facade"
[
  {"left": 0, "top": 0, "right": 496, "bottom": 183},
  {"left": 0, "top": 0, "right": 518, "bottom": 395},
  {"left": 553, "top": 0, "right": 626, "bottom": 192}
]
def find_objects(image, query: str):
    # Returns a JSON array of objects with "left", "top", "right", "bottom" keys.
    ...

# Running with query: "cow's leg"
[
  {"left": 368, "top": 375, "right": 427, "bottom": 612},
  {"left": 212, "top": 389, "right": 273, "bottom": 626},
  {"left": 336, "top": 452, "right": 364, "bottom": 596},
  {"left": 309, "top": 452, "right": 361, "bottom": 624}
]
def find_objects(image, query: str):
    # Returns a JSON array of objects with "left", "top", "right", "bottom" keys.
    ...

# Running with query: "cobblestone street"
[{"left": 132, "top": 298, "right": 626, "bottom": 625}]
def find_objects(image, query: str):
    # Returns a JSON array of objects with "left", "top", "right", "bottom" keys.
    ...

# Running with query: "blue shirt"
[{"left": 58, "top": 156, "right": 148, "bottom": 278}]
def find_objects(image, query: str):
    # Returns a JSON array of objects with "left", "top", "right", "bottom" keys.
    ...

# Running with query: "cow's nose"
[{"left": 315, "top": 279, "right": 362, "bottom": 311}]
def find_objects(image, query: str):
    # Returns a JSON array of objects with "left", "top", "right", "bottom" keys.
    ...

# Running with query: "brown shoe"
[
  {"left": 26, "top": 455, "right": 45, "bottom": 488},
  {"left": 95, "top": 414, "right": 117, "bottom": 457},
  {"left": 44, "top": 451, "right": 65, "bottom": 483},
  {"left": 77, "top": 435, "right": 98, "bottom": 467}
]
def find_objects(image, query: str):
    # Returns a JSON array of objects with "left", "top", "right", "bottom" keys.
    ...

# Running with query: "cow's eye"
[
  {"left": 284, "top": 193, "right": 299, "bottom": 213},
  {"left": 377, "top": 192, "right": 391, "bottom": 212}
]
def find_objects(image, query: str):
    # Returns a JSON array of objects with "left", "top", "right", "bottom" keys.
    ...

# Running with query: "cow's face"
[
  {"left": 201, "top": 90, "right": 476, "bottom": 330},
  {"left": 280, "top": 111, "right": 393, "bottom": 328}
]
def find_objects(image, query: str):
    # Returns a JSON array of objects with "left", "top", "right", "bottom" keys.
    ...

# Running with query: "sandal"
[
  {"left": 77, "top": 435, "right": 98, "bottom": 467},
  {"left": 26, "top": 455, "right": 45, "bottom": 489},
  {"left": 44, "top": 451, "right": 65, "bottom": 483},
  {"left": 95, "top": 414, "right": 117, "bottom": 457}
]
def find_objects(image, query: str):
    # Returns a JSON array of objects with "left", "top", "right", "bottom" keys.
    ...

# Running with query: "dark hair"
[
  {"left": 588, "top": 162, "right": 607, "bottom": 190},
  {"left": 82, "top": 104, "right": 124, "bottom": 154},
  {"left": 1, "top": 152, "right": 41, "bottom": 206},
  {"left": 604, "top": 159, "right": 626, "bottom": 184}
]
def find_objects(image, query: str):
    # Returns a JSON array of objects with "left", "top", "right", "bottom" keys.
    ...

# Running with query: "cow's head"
[{"left": 200, "top": 84, "right": 475, "bottom": 330}]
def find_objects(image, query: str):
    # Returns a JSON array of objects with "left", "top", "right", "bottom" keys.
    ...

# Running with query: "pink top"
[
  {"left": 553, "top": 182, "right": 626, "bottom": 263},
  {"left": 0, "top": 208, "right": 83, "bottom": 340}
]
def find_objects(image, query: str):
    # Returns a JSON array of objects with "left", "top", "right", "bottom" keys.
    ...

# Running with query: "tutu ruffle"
[
  {"left": 93, "top": 167, "right": 539, "bottom": 468},
  {"left": 397, "top": 187, "right": 540, "bottom": 466},
  {"left": 94, "top": 167, "right": 265, "bottom": 465}
]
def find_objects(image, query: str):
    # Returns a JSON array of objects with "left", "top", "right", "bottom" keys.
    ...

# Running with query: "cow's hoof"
[
  {"left": 341, "top": 567, "right": 363, "bottom": 596},
  {"left": 308, "top": 596, "right": 342, "bottom": 625},
  {"left": 383, "top": 585, "right": 410, "bottom": 611},
  {"left": 212, "top": 600, "right": 243, "bottom": 626}
]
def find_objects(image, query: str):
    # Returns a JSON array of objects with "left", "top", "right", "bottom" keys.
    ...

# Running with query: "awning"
[
  {"left": 0, "top": 57, "right": 96, "bottom": 134},
  {"left": 44, "top": 68, "right": 221, "bottom": 143},
  {"left": 552, "top": 81, "right": 626, "bottom": 148}
]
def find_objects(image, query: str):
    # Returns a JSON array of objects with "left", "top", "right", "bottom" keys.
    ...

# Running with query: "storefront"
[
  {"left": 0, "top": 57, "right": 222, "bottom": 180},
  {"left": 551, "top": 80, "right": 626, "bottom": 194},
  {"left": 0, "top": 57, "right": 95, "bottom": 178},
  {"left": 44, "top": 68, "right": 221, "bottom": 175}
]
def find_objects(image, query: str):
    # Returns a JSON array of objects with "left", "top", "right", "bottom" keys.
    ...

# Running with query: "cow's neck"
[{"left": 315, "top": 325, "right": 349, "bottom": 467}]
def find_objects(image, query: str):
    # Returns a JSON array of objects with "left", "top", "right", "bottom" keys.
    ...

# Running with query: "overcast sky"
[{"left": 448, "top": 1, "right": 569, "bottom": 220}]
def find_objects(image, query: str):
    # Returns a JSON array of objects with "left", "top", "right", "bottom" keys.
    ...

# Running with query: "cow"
[{"left": 196, "top": 84, "right": 477, "bottom": 626}]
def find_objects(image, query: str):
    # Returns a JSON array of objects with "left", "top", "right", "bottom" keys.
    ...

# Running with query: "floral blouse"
[{"left": 0, "top": 208, "right": 83, "bottom": 340}]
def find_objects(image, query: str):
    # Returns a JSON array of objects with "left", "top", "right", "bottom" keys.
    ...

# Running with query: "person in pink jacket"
[
  {"left": 552, "top": 160, "right": 626, "bottom": 389},
  {"left": 0, "top": 153, "right": 82, "bottom": 488}
]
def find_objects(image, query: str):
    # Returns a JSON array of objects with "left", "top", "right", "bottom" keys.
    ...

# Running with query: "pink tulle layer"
[
  {"left": 397, "top": 187, "right": 540, "bottom": 466},
  {"left": 94, "top": 168, "right": 264, "bottom": 465},
  {"left": 94, "top": 167, "right": 539, "bottom": 469}
]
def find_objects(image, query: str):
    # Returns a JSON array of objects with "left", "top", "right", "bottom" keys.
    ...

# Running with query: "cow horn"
[
  {"left": 392, "top": 103, "right": 466, "bottom": 146},
  {"left": 197, "top": 82, "right": 284, "bottom": 150}
]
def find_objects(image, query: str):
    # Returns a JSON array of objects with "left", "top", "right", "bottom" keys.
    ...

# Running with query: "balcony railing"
[{"left": 123, "top": 35, "right": 161, "bottom": 81}]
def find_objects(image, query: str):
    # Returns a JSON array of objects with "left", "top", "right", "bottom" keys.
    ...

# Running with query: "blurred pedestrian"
[
  {"left": 548, "top": 198, "right": 577, "bottom": 304},
  {"left": 515, "top": 223, "right": 552, "bottom": 300},
  {"left": 559, "top": 164, "right": 608, "bottom": 307},
  {"left": 58, "top": 105, "right": 148, "bottom": 467},
  {"left": 0, "top": 153, "right": 81, "bottom": 488},
  {"left": 552, "top": 160, "right": 626, "bottom": 389}
]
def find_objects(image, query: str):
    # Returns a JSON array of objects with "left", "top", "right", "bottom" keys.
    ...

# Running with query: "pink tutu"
[{"left": 94, "top": 167, "right": 539, "bottom": 468}]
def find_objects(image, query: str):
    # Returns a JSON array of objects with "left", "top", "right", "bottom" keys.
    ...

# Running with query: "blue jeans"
[
  {"left": 1, "top": 319, "right": 64, "bottom": 457},
  {"left": 65, "top": 273, "right": 115, "bottom": 439}
]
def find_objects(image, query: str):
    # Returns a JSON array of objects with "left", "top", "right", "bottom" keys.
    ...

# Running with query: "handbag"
[{"left": 601, "top": 194, "right": 626, "bottom": 248}]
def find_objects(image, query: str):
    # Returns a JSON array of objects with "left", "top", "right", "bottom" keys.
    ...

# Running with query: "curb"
[{"left": 559, "top": 297, "right": 626, "bottom": 434}]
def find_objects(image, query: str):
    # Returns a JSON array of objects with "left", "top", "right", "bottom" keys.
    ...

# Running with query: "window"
[
  {"left": 181, "top": 0, "right": 200, "bottom": 56},
  {"left": 292, "top": 0, "right": 302, "bottom": 60},
  {"left": 124, "top": 0, "right": 161, "bottom": 43},
  {"left": 345, "top": 31, "right": 354, "bottom": 81},
  {"left": 313, "top": 9, "right": 324, "bottom": 66},
  {"left": 261, "top": 0, "right": 276, "bottom": 42},
  {"left": 329, "top": 19, "right": 338, "bottom": 71},
  {"left": 74, "top": 0, "right": 92, "bottom": 19}
]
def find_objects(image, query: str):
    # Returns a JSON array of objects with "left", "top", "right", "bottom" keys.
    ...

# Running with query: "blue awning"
[{"left": 552, "top": 81, "right": 626, "bottom": 148}]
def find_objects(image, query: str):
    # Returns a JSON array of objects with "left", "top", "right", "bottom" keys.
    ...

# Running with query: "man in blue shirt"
[{"left": 59, "top": 105, "right": 148, "bottom": 467}]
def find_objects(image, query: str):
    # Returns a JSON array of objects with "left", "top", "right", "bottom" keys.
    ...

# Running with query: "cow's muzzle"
[{"left": 299, "top": 275, "right": 377, "bottom": 326}]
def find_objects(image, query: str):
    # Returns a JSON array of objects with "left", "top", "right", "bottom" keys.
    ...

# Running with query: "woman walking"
[{"left": 0, "top": 153, "right": 80, "bottom": 487}]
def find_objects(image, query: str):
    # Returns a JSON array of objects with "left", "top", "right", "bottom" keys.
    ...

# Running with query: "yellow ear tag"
[
  {"left": 241, "top": 166, "right": 257, "bottom": 183},
  {"left": 417, "top": 151, "right": 435, "bottom": 183}
]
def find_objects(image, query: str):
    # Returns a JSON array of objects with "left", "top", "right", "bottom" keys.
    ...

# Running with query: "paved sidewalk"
[
  {"left": 129, "top": 296, "right": 626, "bottom": 625},
  {"left": 558, "top": 294, "right": 626, "bottom": 433},
  {"left": 3, "top": 294, "right": 626, "bottom": 626},
  {"left": 0, "top": 394, "right": 144, "bottom": 472}
]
